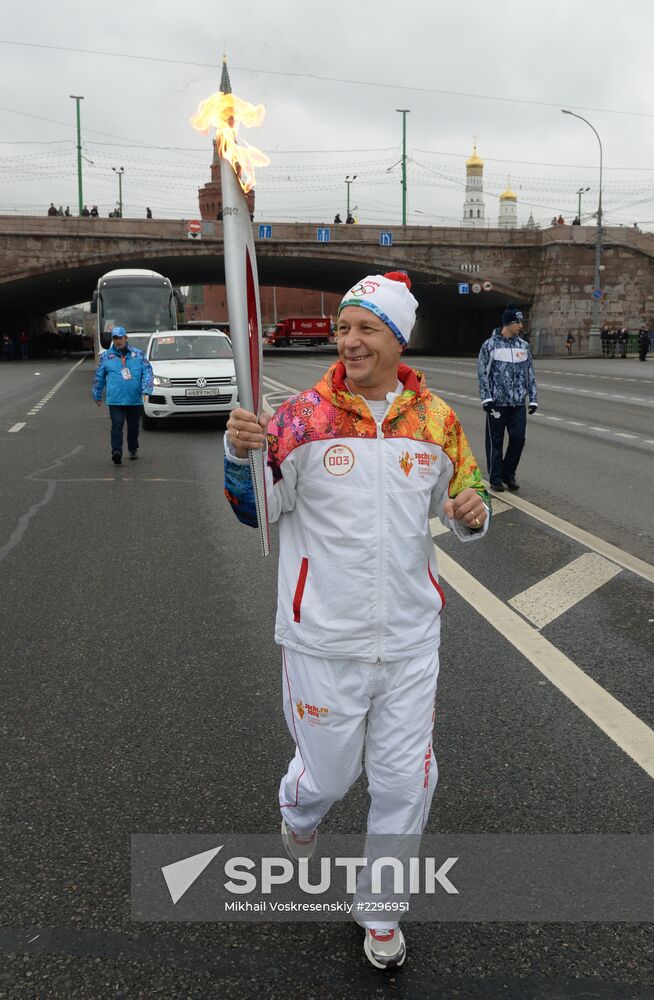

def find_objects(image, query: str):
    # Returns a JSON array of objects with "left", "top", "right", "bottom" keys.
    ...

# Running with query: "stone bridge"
[{"left": 1, "top": 216, "right": 653, "bottom": 351}]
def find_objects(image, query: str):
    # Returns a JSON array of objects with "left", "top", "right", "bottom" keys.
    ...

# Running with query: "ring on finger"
[
  {"left": 472, "top": 516, "right": 481, "bottom": 528},
  {"left": 235, "top": 429, "right": 240, "bottom": 438}
]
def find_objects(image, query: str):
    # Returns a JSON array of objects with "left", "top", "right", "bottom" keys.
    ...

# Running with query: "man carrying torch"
[{"left": 224, "top": 272, "right": 490, "bottom": 969}]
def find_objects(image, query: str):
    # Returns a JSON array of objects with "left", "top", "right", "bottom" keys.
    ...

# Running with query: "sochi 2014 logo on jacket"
[{"left": 323, "top": 444, "right": 355, "bottom": 476}]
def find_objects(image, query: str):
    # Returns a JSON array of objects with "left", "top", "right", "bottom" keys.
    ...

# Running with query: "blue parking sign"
[
  {"left": 458, "top": 283, "right": 470, "bottom": 295},
  {"left": 258, "top": 224, "right": 272, "bottom": 239},
  {"left": 380, "top": 231, "right": 393, "bottom": 246},
  {"left": 317, "top": 227, "right": 331, "bottom": 242}
]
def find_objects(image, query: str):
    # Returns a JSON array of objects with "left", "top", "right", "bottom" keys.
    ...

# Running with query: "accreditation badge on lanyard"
[{"left": 120, "top": 355, "right": 133, "bottom": 380}]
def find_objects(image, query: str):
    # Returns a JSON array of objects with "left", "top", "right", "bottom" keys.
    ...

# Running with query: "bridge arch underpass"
[{"left": 0, "top": 248, "right": 531, "bottom": 355}]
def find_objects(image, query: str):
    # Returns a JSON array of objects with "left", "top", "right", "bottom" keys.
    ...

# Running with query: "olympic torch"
[{"left": 190, "top": 89, "right": 271, "bottom": 556}]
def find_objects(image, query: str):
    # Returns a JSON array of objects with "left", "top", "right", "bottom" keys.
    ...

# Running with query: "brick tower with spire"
[
  {"left": 189, "top": 56, "right": 341, "bottom": 326},
  {"left": 198, "top": 56, "right": 255, "bottom": 224}
]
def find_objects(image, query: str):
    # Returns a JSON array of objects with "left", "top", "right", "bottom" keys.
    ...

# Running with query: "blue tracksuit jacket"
[
  {"left": 477, "top": 329, "right": 538, "bottom": 408},
  {"left": 92, "top": 345, "right": 154, "bottom": 406}
]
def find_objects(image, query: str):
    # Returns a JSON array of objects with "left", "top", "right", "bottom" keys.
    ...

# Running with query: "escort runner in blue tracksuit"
[
  {"left": 92, "top": 326, "right": 153, "bottom": 465},
  {"left": 477, "top": 303, "right": 538, "bottom": 492}
]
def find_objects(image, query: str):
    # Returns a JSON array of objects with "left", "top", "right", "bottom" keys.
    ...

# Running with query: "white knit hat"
[{"left": 338, "top": 271, "right": 418, "bottom": 346}]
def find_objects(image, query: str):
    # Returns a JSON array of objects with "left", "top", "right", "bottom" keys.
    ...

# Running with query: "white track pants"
[{"left": 279, "top": 646, "right": 440, "bottom": 926}]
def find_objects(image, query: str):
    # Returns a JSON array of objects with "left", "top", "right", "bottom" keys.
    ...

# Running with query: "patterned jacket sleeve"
[
  {"left": 477, "top": 339, "right": 492, "bottom": 403},
  {"left": 91, "top": 357, "right": 107, "bottom": 400},
  {"left": 224, "top": 409, "right": 299, "bottom": 528},
  {"left": 527, "top": 353, "right": 538, "bottom": 405}
]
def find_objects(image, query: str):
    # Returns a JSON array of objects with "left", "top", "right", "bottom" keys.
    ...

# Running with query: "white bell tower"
[{"left": 462, "top": 140, "right": 485, "bottom": 227}]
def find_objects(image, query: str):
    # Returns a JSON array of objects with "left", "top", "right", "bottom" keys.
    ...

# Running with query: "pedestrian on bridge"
[
  {"left": 91, "top": 327, "right": 153, "bottom": 464},
  {"left": 477, "top": 302, "right": 538, "bottom": 492},
  {"left": 224, "top": 271, "right": 490, "bottom": 971}
]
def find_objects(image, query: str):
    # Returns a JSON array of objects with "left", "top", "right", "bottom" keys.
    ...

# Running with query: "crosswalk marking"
[
  {"left": 436, "top": 547, "right": 654, "bottom": 779},
  {"left": 494, "top": 491, "right": 654, "bottom": 585},
  {"left": 508, "top": 553, "right": 621, "bottom": 629}
]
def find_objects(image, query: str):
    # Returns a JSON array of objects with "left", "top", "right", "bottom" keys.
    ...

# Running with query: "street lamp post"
[
  {"left": 577, "top": 185, "right": 590, "bottom": 222},
  {"left": 345, "top": 175, "right": 357, "bottom": 219},
  {"left": 562, "top": 109, "right": 603, "bottom": 355},
  {"left": 396, "top": 109, "right": 410, "bottom": 226},
  {"left": 69, "top": 95, "right": 84, "bottom": 216},
  {"left": 112, "top": 166, "right": 125, "bottom": 217}
]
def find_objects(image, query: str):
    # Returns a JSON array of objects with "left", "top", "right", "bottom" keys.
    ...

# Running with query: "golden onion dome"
[
  {"left": 500, "top": 186, "right": 517, "bottom": 201},
  {"left": 466, "top": 144, "right": 483, "bottom": 168}
]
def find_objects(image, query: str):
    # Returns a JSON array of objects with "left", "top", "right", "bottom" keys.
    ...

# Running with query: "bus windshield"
[
  {"left": 122, "top": 334, "right": 152, "bottom": 353},
  {"left": 99, "top": 285, "right": 176, "bottom": 343},
  {"left": 149, "top": 335, "right": 233, "bottom": 361}
]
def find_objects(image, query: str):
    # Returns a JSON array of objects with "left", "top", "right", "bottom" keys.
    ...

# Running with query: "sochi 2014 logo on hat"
[
  {"left": 323, "top": 445, "right": 355, "bottom": 476},
  {"left": 350, "top": 280, "right": 380, "bottom": 297}
]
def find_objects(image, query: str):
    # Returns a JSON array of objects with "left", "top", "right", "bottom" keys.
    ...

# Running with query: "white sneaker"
[
  {"left": 280, "top": 817, "right": 318, "bottom": 861},
  {"left": 363, "top": 927, "right": 406, "bottom": 970}
]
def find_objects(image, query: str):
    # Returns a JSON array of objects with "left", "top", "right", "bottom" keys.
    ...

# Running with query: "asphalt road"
[{"left": 0, "top": 354, "right": 652, "bottom": 999}]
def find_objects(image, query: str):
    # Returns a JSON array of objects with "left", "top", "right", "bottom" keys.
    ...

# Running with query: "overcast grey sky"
[{"left": 1, "top": 0, "right": 653, "bottom": 228}]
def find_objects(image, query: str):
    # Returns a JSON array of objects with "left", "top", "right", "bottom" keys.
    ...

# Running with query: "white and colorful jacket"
[
  {"left": 477, "top": 329, "right": 538, "bottom": 408},
  {"left": 225, "top": 363, "right": 490, "bottom": 663}
]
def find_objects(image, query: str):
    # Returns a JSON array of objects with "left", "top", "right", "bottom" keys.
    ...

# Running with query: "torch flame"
[{"left": 190, "top": 91, "right": 269, "bottom": 193}]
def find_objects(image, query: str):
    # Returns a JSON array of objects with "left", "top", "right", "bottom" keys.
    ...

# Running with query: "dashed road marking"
[
  {"left": 8, "top": 423, "right": 25, "bottom": 433},
  {"left": 508, "top": 552, "right": 622, "bottom": 629},
  {"left": 26, "top": 357, "right": 85, "bottom": 419}
]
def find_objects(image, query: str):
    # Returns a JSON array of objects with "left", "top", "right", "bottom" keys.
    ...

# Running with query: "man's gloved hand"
[
  {"left": 482, "top": 401, "right": 495, "bottom": 413},
  {"left": 528, "top": 404, "right": 537, "bottom": 415}
]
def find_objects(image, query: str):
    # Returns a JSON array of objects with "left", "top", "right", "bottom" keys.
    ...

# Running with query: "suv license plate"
[{"left": 186, "top": 387, "right": 216, "bottom": 397}]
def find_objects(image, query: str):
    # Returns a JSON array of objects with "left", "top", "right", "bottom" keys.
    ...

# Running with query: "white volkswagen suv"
[{"left": 143, "top": 330, "right": 238, "bottom": 427}]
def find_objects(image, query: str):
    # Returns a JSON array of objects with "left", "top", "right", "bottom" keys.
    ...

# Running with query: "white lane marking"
[
  {"left": 508, "top": 553, "right": 622, "bottom": 629},
  {"left": 263, "top": 374, "right": 300, "bottom": 393},
  {"left": 492, "top": 490, "right": 654, "bottom": 585},
  {"left": 8, "top": 423, "right": 25, "bottom": 433},
  {"left": 26, "top": 357, "right": 86, "bottom": 418},
  {"left": 415, "top": 362, "right": 653, "bottom": 399},
  {"left": 615, "top": 432, "right": 638, "bottom": 439},
  {"left": 436, "top": 547, "right": 654, "bottom": 779}
]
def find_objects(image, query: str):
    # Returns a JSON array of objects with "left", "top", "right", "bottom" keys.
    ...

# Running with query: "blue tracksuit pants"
[
  {"left": 109, "top": 405, "right": 141, "bottom": 455},
  {"left": 485, "top": 404, "right": 526, "bottom": 484}
]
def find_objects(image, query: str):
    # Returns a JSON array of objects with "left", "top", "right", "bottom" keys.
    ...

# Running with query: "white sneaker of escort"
[
  {"left": 363, "top": 926, "right": 407, "bottom": 970},
  {"left": 280, "top": 817, "right": 318, "bottom": 861}
]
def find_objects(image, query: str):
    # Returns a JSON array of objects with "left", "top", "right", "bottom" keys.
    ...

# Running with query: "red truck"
[{"left": 266, "top": 317, "right": 333, "bottom": 347}]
